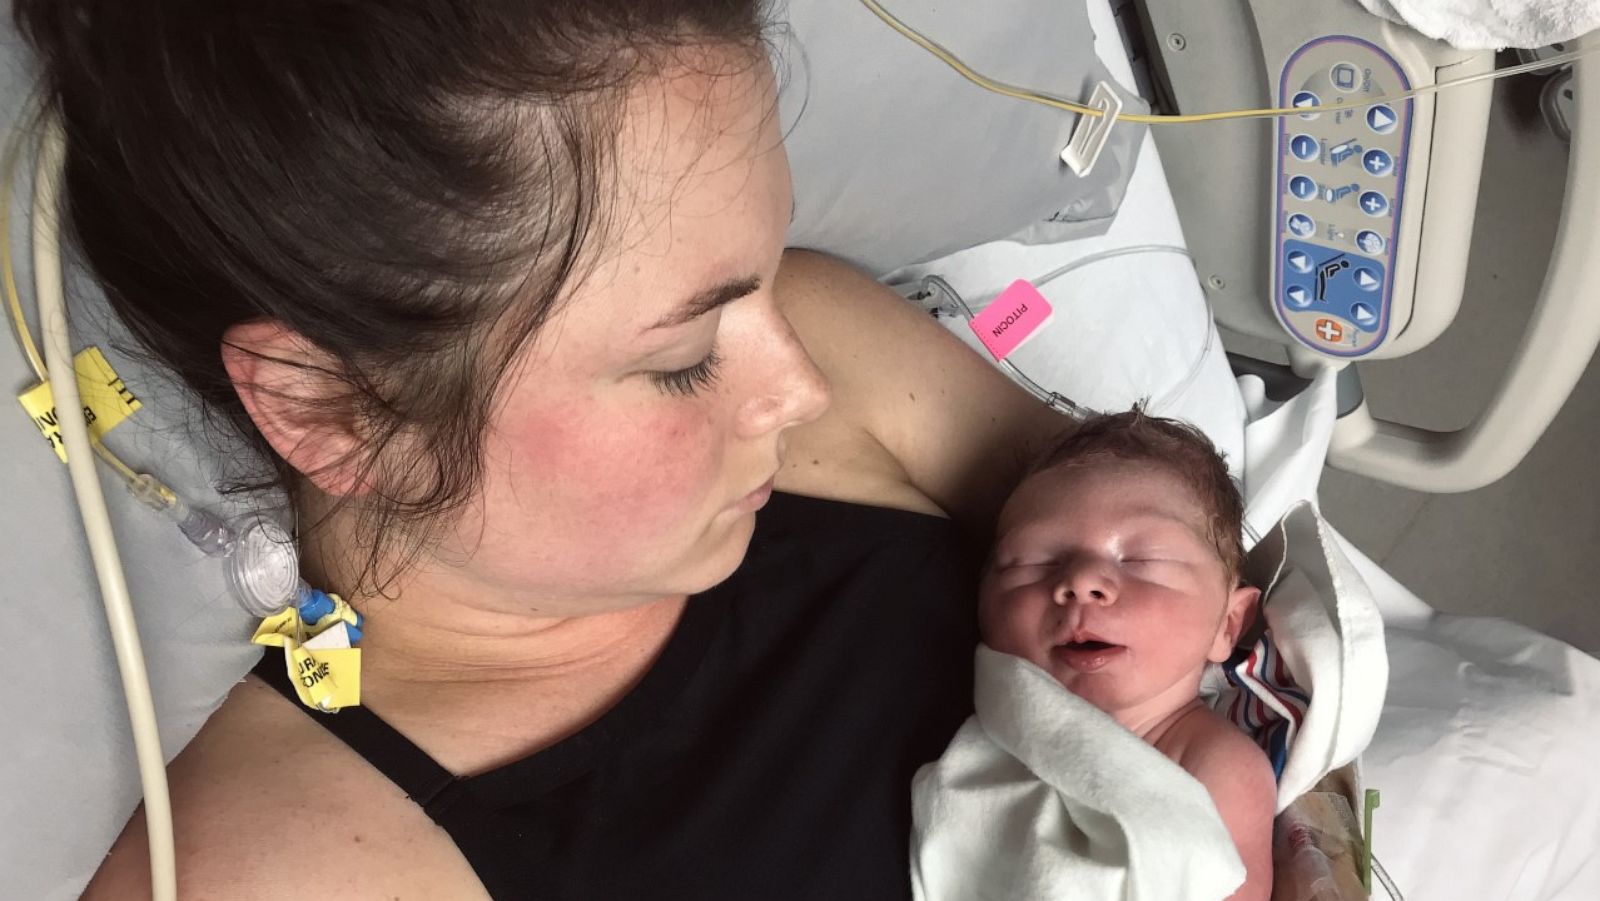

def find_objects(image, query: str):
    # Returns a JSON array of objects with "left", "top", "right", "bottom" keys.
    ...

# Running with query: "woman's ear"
[
  {"left": 221, "top": 320, "right": 368, "bottom": 497},
  {"left": 1208, "top": 583, "right": 1262, "bottom": 663}
]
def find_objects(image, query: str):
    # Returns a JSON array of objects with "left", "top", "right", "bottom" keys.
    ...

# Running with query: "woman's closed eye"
[{"left": 649, "top": 346, "right": 722, "bottom": 397}]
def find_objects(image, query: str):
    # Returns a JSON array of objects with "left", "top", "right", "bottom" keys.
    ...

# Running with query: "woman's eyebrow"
[{"left": 646, "top": 275, "right": 762, "bottom": 331}]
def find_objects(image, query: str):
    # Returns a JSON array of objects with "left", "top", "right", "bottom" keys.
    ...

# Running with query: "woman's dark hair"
[{"left": 14, "top": 1, "right": 770, "bottom": 591}]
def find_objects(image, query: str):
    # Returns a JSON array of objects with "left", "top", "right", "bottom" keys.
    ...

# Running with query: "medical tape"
[
  {"left": 15, "top": 345, "right": 141, "bottom": 462},
  {"left": 252, "top": 594, "right": 363, "bottom": 712},
  {"left": 969, "top": 279, "right": 1055, "bottom": 361}
]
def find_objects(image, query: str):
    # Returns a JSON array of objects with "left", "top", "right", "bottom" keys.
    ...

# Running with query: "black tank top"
[{"left": 253, "top": 492, "right": 979, "bottom": 900}]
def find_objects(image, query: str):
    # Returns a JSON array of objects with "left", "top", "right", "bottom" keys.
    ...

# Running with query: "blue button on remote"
[
  {"left": 1362, "top": 148, "right": 1393, "bottom": 176},
  {"left": 1366, "top": 104, "right": 1398, "bottom": 133}
]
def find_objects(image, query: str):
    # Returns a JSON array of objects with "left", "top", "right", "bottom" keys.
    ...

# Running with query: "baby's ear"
[{"left": 1208, "top": 583, "right": 1262, "bottom": 663}]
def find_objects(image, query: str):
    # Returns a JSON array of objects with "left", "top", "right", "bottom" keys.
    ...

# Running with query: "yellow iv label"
[
  {"left": 252, "top": 599, "right": 363, "bottom": 712},
  {"left": 15, "top": 346, "right": 141, "bottom": 462}
]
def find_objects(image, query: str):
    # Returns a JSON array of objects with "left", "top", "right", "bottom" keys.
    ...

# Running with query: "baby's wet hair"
[{"left": 1028, "top": 407, "right": 1246, "bottom": 583}]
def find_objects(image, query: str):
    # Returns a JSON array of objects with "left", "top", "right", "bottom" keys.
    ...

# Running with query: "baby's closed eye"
[{"left": 1120, "top": 555, "right": 1192, "bottom": 572}]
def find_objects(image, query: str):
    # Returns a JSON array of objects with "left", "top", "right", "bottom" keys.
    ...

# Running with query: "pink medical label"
[{"left": 970, "top": 279, "right": 1054, "bottom": 361}]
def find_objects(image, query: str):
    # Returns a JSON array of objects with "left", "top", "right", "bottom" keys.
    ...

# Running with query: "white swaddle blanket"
[
  {"left": 911, "top": 499, "right": 1386, "bottom": 900},
  {"left": 910, "top": 645, "right": 1246, "bottom": 901},
  {"left": 1224, "top": 502, "right": 1389, "bottom": 810}
]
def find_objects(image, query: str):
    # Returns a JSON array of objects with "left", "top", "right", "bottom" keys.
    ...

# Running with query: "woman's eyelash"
[{"left": 649, "top": 347, "right": 722, "bottom": 397}]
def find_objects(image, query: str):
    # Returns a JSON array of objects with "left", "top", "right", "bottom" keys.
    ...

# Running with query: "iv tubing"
[
  {"left": 858, "top": 0, "right": 1600, "bottom": 126},
  {"left": 32, "top": 113, "right": 177, "bottom": 901},
  {"left": 918, "top": 243, "right": 1211, "bottom": 418},
  {"left": 3, "top": 116, "right": 174, "bottom": 504}
]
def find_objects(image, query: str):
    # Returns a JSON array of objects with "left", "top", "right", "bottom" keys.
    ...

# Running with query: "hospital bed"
[{"left": 3, "top": 1, "right": 1600, "bottom": 899}]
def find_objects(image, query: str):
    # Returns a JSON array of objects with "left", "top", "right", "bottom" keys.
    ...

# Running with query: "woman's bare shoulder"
[
  {"left": 774, "top": 250, "right": 1071, "bottom": 530},
  {"left": 82, "top": 675, "right": 488, "bottom": 901}
]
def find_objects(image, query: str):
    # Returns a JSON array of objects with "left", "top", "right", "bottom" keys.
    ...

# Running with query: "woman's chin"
[{"left": 680, "top": 507, "right": 760, "bottom": 596}]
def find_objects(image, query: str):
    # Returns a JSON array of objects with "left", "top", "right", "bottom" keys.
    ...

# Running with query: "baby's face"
[{"left": 980, "top": 461, "right": 1254, "bottom": 724}]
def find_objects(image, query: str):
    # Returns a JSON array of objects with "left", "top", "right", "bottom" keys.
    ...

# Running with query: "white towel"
[
  {"left": 1237, "top": 369, "right": 1339, "bottom": 549},
  {"left": 1230, "top": 373, "right": 1391, "bottom": 806},
  {"left": 1226, "top": 501, "right": 1390, "bottom": 810},
  {"left": 1357, "top": 0, "right": 1600, "bottom": 49},
  {"left": 910, "top": 646, "right": 1246, "bottom": 901}
]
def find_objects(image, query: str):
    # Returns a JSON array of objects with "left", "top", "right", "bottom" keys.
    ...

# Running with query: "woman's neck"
[
  {"left": 354, "top": 589, "right": 687, "bottom": 775},
  {"left": 297, "top": 503, "right": 682, "bottom": 684},
  {"left": 296, "top": 514, "right": 689, "bottom": 773},
  {"left": 354, "top": 584, "right": 687, "bottom": 687}
]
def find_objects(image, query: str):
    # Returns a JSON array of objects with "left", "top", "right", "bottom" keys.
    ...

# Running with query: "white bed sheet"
[{"left": 1244, "top": 373, "right": 1600, "bottom": 901}]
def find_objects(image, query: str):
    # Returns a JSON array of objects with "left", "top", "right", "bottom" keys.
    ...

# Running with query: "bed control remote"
[{"left": 1273, "top": 37, "right": 1412, "bottom": 357}]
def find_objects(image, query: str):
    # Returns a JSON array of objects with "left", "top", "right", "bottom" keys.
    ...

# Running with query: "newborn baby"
[{"left": 981, "top": 410, "right": 1275, "bottom": 900}]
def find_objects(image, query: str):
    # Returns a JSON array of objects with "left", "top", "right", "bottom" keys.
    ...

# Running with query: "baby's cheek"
[
  {"left": 975, "top": 581, "right": 1007, "bottom": 644},
  {"left": 979, "top": 588, "right": 1042, "bottom": 661}
]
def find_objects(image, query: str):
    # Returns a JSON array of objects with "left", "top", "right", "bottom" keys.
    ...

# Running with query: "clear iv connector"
[
  {"left": 223, "top": 517, "right": 301, "bottom": 617},
  {"left": 130, "top": 473, "right": 300, "bottom": 617}
]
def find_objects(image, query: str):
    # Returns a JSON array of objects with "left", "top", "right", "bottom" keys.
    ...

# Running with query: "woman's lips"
[
  {"left": 1052, "top": 640, "right": 1128, "bottom": 672},
  {"left": 731, "top": 477, "right": 775, "bottom": 513}
]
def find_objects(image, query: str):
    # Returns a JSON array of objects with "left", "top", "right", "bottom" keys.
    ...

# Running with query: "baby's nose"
[{"left": 1053, "top": 565, "right": 1117, "bottom": 606}]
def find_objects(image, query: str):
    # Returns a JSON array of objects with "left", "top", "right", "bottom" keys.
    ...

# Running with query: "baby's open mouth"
[
  {"left": 1053, "top": 637, "right": 1127, "bottom": 672},
  {"left": 1063, "top": 639, "right": 1118, "bottom": 652}
]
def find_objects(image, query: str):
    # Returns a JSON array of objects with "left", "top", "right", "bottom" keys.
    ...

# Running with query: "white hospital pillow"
[{"left": 776, "top": 0, "right": 1147, "bottom": 276}]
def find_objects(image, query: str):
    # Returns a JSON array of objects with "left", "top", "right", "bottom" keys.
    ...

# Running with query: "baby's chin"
[
  {"left": 1056, "top": 681, "right": 1145, "bottom": 723},
  {"left": 1043, "top": 652, "right": 1212, "bottom": 730},
  {"left": 1050, "top": 668, "right": 1134, "bottom": 716},
  {"left": 1030, "top": 643, "right": 1137, "bottom": 714}
]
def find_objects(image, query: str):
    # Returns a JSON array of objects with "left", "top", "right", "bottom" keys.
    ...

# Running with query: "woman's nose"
[
  {"left": 1053, "top": 563, "right": 1117, "bottom": 607},
  {"left": 735, "top": 314, "right": 831, "bottom": 439}
]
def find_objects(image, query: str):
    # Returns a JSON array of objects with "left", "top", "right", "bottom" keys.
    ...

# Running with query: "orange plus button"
[{"left": 1315, "top": 318, "right": 1345, "bottom": 343}]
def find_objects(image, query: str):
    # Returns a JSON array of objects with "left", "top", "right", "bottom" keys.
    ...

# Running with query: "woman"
[{"left": 20, "top": 2, "right": 1067, "bottom": 897}]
